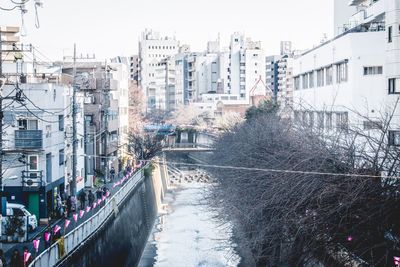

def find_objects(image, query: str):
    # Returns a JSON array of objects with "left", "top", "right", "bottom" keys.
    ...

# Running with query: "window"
[
  {"left": 59, "top": 149, "right": 64, "bottom": 166},
  {"left": 294, "top": 76, "right": 300, "bottom": 90},
  {"left": 336, "top": 112, "right": 348, "bottom": 131},
  {"left": 28, "top": 155, "right": 38, "bottom": 171},
  {"left": 326, "top": 66, "right": 333, "bottom": 85},
  {"left": 388, "top": 26, "right": 393, "bottom": 43},
  {"left": 317, "top": 69, "right": 325, "bottom": 87},
  {"left": 364, "top": 66, "right": 383, "bottom": 75},
  {"left": 58, "top": 115, "right": 64, "bottom": 131},
  {"left": 388, "top": 78, "right": 398, "bottom": 94},
  {"left": 309, "top": 72, "right": 314, "bottom": 88},
  {"left": 389, "top": 131, "right": 400, "bottom": 146},
  {"left": 294, "top": 111, "right": 301, "bottom": 123},
  {"left": 326, "top": 112, "right": 333, "bottom": 130},
  {"left": 13, "top": 208, "right": 25, "bottom": 217},
  {"left": 363, "top": 120, "right": 382, "bottom": 130},
  {"left": 302, "top": 74, "right": 309, "bottom": 89},
  {"left": 336, "top": 62, "right": 348, "bottom": 83},
  {"left": 317, "top": 112, "right": 324, "bottom": 129}
]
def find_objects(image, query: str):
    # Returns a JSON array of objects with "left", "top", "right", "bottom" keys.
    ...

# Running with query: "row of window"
[
  {"left": 294, "top": 110, "right": 349, "bottom": 131},
  {"left": 148, "top": 45, "right": 176, "bottom": 50},
  {"left": 294, "top": 62, "right": 348, "bottom": 90}
]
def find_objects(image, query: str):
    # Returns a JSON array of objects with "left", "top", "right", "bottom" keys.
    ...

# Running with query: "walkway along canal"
[{"left": 29, "top": 161, "right": 169, "bottom": 267}]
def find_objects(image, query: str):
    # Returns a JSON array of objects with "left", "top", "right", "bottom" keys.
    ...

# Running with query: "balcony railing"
[
  {"left": 15, "top": 130, "right": 43, "bottom": 149},
  {"left": 21, "top": 171, "right": 43, "bottom": 192}
]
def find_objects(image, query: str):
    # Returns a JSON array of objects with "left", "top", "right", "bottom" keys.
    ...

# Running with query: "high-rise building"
[{"left": 139, "top": 29, "right": 180, "bottom": 113}]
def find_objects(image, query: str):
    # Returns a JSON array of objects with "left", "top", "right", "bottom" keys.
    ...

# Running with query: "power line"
[{"left": 144, "top": 160, "right": 400, "bottom": 181}]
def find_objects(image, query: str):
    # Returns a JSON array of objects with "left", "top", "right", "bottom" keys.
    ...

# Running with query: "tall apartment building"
[
  {"left": 292, "top": 0, "right": 399, "bottom": 144},
  {"left": 266, "top": 41, "right": 294, "bottom": 107},
  {"left": 139, "top": 29, "right": 179, "bottom": 113}
]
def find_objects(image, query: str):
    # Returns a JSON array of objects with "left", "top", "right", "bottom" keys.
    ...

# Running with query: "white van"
[{"left": 6, "top": 203, "right": 38, "bottom": 232}]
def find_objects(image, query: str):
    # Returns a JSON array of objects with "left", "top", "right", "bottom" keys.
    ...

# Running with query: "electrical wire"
[
  {"left": 9, "top": 0, "right": 31, "bottom": 5},
  {"left": 0, "top": 4, "right": 19, "bottom": 11},
  {"left": 144, "top": 159, "right": 400, "bottom": 181}
]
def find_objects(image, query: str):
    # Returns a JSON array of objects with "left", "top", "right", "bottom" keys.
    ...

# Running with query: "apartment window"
[
  {"left": 58, "top": 115, "right": 64, "bottom": 131},
  {"left": 28, "top": 155, "right": 38, "bottom": 171},
  {"left": 294, "top": 111, "right": 301, "bottom": 123},
  {"left": 364, "top": 66, "right": 383, "bottom": 75},
  {"left": 59, "top": 149, "right": 64, "bottom": 166},
  {"left": 388, "top": 78, "right": 398, "bottom": 94},
  {"left": 302, "top": 74, "right": 309, "bottom": 89},
  {"left": 309, "top": 112, "right": 314, "bottom": 127},
  {"left": 336, "top": 112, "right": 348, "bottom": 131},
  {"left": 336, "top": 62, "right": 348, "bottom": 83},
  {"left": 389, "top": 131, "right": 400, "bottom": 146},
  {"left": 317, "top": 112, "right": 324, "bottom": 129},
  {"left": 363, "top": 120, "right": 382, "bottom": 130},
  {"left": 294, "top": 76, "right": 300, "bottom": 90},
  {"left": 326, "top": 112, "right": 333, "bottom": 130},
  {"left": 388, "top": 26, "right": 393, "bottom": 43},
  {"left": 326, "top": 66, "right": 333, "bottom": 85},
  {"left": 309, "top": 72, "right": 314, "bottom": 88},
  {"left": 317, "top": 69, "right": 325, "bottom": 87}
]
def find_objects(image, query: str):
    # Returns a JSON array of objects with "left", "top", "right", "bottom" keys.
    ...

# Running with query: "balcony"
[
  {"left": 21, "top": 171, "right": 43, "bottom": 192},
  {"left": 15, "top": 130, "right": 43, "bottom": 150}
]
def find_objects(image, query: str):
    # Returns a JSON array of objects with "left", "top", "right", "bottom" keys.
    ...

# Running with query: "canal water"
[{"left": 139, "top": 178, "right": 241, "bottom": 267}]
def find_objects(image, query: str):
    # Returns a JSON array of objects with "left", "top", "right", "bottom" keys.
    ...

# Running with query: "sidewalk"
[{"left": 2, "top": 169, "right": 135, "bottom": 265}]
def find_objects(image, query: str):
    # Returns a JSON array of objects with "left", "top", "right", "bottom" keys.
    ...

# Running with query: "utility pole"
[
  {"left": 0, "top": 29, "right": 4, "bottom": 193},
  {"left": 71, "top": 44, "right": 77, "bottom": 196},
  {"left": 103, "top": 61, "right": 110, "bottom": 184}
]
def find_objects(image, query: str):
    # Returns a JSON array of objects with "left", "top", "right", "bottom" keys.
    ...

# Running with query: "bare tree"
[{"left": 208, "top": 105, "right": 400, "bottom": 266}]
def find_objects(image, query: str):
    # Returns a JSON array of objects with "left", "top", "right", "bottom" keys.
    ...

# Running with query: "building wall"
[{"left": 292, "top": 31, "right": 398, "bottom": 129}]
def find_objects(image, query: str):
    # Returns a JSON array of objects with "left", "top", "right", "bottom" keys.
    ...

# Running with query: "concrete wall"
[{"left": 58, "top": 162, "right": 168, "bottom": 267}]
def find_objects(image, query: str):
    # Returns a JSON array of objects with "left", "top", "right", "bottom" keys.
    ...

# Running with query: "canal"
[{"left": 139, "top": 152, "right": 241, "bottom": 267}]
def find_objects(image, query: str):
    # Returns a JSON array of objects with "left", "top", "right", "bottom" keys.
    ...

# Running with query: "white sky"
[{"left": 1, "top": 0, "right": 333, "bottom": 61}]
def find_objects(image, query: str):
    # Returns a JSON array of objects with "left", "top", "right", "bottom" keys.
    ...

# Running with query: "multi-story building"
[
  {"left": 61, "top": 61, "right": 121, "bottom": 181},
  {"left": 139, "top": 29, "right": 180, "bottom": 113},
  {"left": 1, "top": 61, "right": 85, "bottom": 220},
  {"left": 226, "top": 33, "right": 266, "bottom": 101},
  {"left": 292, "top": 0, "right": 399, "bottom": 143}
]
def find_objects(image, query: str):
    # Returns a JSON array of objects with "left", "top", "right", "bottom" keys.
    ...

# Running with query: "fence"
[{"left": 29, "top": 168, "right": 145, "bottom": 267}]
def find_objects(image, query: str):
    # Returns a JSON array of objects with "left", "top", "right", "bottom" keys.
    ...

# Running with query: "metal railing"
[{"left": 29, "top": 168, "right": 145, "bottom": 267}]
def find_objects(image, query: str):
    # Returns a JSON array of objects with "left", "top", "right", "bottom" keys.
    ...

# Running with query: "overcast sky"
[{"left": 1, "top": 0, "right": 333, "bottom": 61}]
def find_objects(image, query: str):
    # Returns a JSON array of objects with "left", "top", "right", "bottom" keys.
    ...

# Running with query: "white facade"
[
  {"left": 292, "top": 0, "right": 400, "bottom": 141},
  {"left": 139, "top": 29, "right": 180, "bottom": 112},
  {"left": 109, "top": 63, "right": 130, "bottom": 160}
]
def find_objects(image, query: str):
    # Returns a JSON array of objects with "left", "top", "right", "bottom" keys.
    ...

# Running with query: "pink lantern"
[
  {"left": 33, "top": 239, "right": 40, "bottom": 252},
  {"left": 93, "top": 203, "right": 97, "bottom": 209},
  {"left": 54, "top": 225, "right": 61, "bottom": 234},
  {"left": 86, "top": 206, "right": 91, "bottom": 213},
  {"left": 24, "top": 252, "right": 32, "bottom": 263},
  {"left": 44, "top": 232, "right": 51, "bottom": 242},
  {"left": 79, "top": 210, "right": 85, "bottom": 218},
  {"left": 73, "top": 213, "right": 78, "bottom": 222},
  {"left": 97, "top": 199, "right": 101, "bottom": 205},
  {"left": 106, "top": 191, "right": 110, "bottom": 197},
  {"left": 347, "top": 236, "right": 353, "bottom": 242},
  {"left": 65, "top": 219, "right": 71, "bottom": 229}
]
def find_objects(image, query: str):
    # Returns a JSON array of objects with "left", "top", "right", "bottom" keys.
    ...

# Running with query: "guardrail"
[{"left": 29, "top": 168, "right": 145, "bottom": 267}]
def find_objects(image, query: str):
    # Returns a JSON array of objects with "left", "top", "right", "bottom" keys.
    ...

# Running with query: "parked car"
[{"left": 6, "top": 203, "right": 38, "bottom": 232}]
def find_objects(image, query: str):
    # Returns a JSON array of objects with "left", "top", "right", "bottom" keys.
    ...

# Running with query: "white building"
[
  {"left": 292, "top": 0, "right": 399, "bottom": 145},
  {"left": 2, "top": 62, "right": 85, "bottom": 220},
  {"left": 139, "top": 29, "right": 180, "bottom": 112}
]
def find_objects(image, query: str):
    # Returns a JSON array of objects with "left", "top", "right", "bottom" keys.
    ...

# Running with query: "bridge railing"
[
  {"left": 166, "top": 143, "right": 213, "bottom": 149},
  {"left": 29, "top": 169, "right": 145, "bottom": 267}
]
